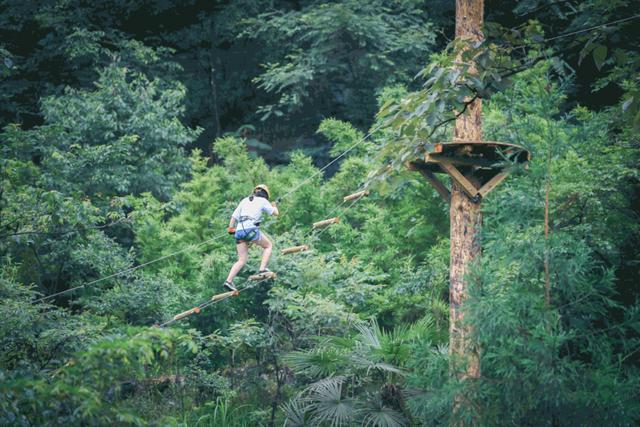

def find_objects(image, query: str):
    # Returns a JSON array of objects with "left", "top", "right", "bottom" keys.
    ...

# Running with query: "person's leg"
[
  {"left": 254, "top": 233, "right": 273, "bottom": 271},
  {"left": 226, "top": 242, "right": 248, "bottom": 283}
]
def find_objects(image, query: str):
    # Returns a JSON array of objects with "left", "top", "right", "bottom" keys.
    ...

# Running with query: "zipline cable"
[
  {"left": 511, "top": 14, "right": 640, "bottom": 50},
  {"left": 33, "top": 231, "right": 229, "bottom": 304},
  {"left": 276, "top": 123, "right": 383, "bottom": 202},
  {"left": 32, "top": 123, "right": 384, "bottom": 305},
  {"left": 543, "top": 14, "right": 640, "bottom": 43},
  {"left": 157, "top": 180, "right": 373, "bottom": 328}
]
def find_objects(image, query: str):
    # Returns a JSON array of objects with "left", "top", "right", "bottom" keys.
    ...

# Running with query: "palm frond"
[
  {"left": 349, "top": 355, "right": 404, "bottom": 376},
  {"left": 309, "top": 335, "right": 355, "bottom": 350},
  {"left": 304, "top": 375, "right": 348, "bottom": 394},
  {"left": 283, "top": 346, "right": 349, "bottom": 378},
  {"left": 354, "top": 318, "right": 382, "bottom": 350},
  {"left": 282, "top": 396, "right": 312, "bottom": 427},
  {"left": 361, "top": 406, "right": 407, "bottom": 427},
  {"left": 306, "top": 379, "right": 356, "bottom": 427}
]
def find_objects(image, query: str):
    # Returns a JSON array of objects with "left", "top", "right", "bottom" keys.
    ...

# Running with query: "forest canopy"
[{"left": 1, "top": 1, "right": 639, "bottom": 426}]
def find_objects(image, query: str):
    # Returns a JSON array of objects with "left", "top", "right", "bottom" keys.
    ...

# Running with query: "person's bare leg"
[
  {"left": 226, "top": 242, "right": 248, "bottom": 283},
  {"left": 254, "top": 234, "right": 273, "bottom": 271}
]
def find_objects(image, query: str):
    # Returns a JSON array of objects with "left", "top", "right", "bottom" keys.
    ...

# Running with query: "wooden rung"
[
  {"left": 211, "top": 290, "right": 239, "bottom": 302},
  {"left": 312, "top": 217, "right": 340, "bottom": 229},
  {"left": 343, "top": 190, "right": 369, "bottom": 202},
  {"left": 281, "top": 245, "right": 309, "bottom": 255},
  {"left": 172, "top": 306, "right": 200, "bottom": 321},
  {"left": 249, "top": 271, "right": 277, "bottom": 281}
]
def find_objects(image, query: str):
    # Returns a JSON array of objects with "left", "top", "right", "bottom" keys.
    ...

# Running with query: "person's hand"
[{"left": 227, "top": 227, "right": 236, "bottom": 235}]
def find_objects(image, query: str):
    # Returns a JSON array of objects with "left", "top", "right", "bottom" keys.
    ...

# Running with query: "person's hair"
[{"left": 253, "top": 188, "right": 269, "bottom": 200}]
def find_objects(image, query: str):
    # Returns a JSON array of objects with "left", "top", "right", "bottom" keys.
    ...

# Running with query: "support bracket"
[
  {"left": 406, "top": 161, "right": 450, "bottom": 204},
  {"left": 477, "top": 171, "right": 509, "bottom": 198},
  {"left": 438, "top": 161, "right": 479, "bottom": 199}
]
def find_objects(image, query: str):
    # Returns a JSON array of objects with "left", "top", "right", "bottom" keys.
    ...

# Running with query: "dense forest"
[{"left": 1, "top": 0, "right": 639, "bottom": 426}]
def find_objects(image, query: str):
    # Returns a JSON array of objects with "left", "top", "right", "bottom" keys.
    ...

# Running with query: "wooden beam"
[
  {"left": 438, "top": 161, "right": 479, "bottom": 199},
  {"left": 343, "top": 190, "right": 369, "bottom": 202},
  {"left": 426, "top": 154, "right": 497, "bottom": 168},
  {"left": 281, "top": 245, "right": 309, "bottom": 255},
  {"left": 477, "top": 171, "right": 508, "bottom": 198},
  {"left": 249, "top": 271, "right": 277, "bottom": 281},
  {"left": 312, "top": 217, "right": 340, "bottom": 229},
  {"left": 418, "top": 169, "right": 451, "bottom": 204},
  {"left": 172, "top": 306, "right": 200, "bottom": 321},
  {"left": 212, "top": 290, "right": 239, "bottom": 302},
  {"left": 406, "top": 160, "right": 451, "bottom": 204}
]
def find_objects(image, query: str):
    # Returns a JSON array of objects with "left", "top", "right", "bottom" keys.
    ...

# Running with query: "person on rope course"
[{"left": 223, "top": 184, "right": 279, "bottom": 291}]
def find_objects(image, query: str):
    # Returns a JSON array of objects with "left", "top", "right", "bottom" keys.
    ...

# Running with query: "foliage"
[
  {"left": 0, "top": 1, "right": 638, "bottom": 426},
  {"left": 281, "top": 317, "right": 445, "bottom": 427},
  {"left": 243, "top": 0, "right": 436, "bottom": 126},
  {"left": 405, "top": 62, "right": 640, "bottom": 427}
]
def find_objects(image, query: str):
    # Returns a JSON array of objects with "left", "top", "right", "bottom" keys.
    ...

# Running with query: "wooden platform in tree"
[{"left": 407, "top": 140, "right": 530, "bottom": 203}]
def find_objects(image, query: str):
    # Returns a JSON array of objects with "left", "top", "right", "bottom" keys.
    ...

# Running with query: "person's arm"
[
  {"left": 263, "top": 198, "right": 279, "bottom": 216},
  {"left": 229, "top": 203, "right": 240, "bottom": 233}
]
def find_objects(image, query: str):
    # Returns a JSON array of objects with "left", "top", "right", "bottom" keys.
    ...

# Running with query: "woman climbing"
[{"left": 223, "top": 184, "right": 279, "bottom": 291}]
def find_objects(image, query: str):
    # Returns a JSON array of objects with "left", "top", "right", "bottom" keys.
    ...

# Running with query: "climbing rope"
[
  {"left": 32, "top": 231, "right": 229, "bottom": 304},
  {"left": 157, "top": 272, "right": 278, "bottom": 328},
  {"left": 32, "top": 123, "right": 384, "bottom": 305},
  {"left": 159, "top": 180, "right": 376, "bottom": 327},
  {"left": 275, "top": 124, "right": 383, "bottom": 203}
]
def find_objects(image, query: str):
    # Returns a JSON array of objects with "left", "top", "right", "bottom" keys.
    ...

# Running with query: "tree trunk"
[{"left": 450, "top": 0, "right": 483, "bottom": 423}]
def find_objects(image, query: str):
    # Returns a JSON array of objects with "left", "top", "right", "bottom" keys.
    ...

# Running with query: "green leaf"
[{"left": 593, "top": 45, "right": 607, "bottom": 70}]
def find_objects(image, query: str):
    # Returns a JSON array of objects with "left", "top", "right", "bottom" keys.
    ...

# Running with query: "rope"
[
  {"left": 33, "top": 122, "right": 383, "bottom": 304},
  {"left": 33, "top": 231, "right": 228, "bottom": 304},
  {"left": 511, "top": 14, "right": 640, "bottom": 50},
  {"left": 276, "top": 123, "right": 383, "bottom": 202},
  {"left": 159, "top": 179, "right": 378, "bottom": 327},
  {"left": 156, "top": 273, "right": 274, "bottom": 328},
  {"left": 543, "top": 14, "right": 640, "bottom": 43}
]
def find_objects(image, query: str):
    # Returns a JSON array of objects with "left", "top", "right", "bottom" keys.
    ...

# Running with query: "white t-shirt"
[{"left": 232, "top": 196, "right": 275, "bottom": 229}]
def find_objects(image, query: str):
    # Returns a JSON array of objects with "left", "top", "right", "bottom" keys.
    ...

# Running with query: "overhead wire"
[
  {"left": 33, "top": 231, "right": 230, "bottom": 304},
  {"left": 510, "top": 14, "right": 640, "bottom": 51},
  {"left": 276, "top": 123, "right": 384, "bottom": 202},
  {"left": 33, "top": 122, "right": 385, "bottom": 305},
  {"left": 542, "top": 14, "right": 640, "bottom": 43},
  {"left": 157, "top": 183, "right": 373, "bottom": 328},
  {"left": 158, "top": 154, "right": 388, "bottom": 327}
]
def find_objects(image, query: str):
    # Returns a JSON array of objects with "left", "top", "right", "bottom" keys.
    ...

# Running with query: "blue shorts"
[{"left": 234, "top": 227, "right": 261, "bottom": 244}]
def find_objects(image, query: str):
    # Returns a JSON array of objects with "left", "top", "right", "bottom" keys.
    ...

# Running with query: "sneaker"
[
  {"left": 223, "top": 281, "right": 237, "bottom": 292},
  {"left": 258, "top": 268, "right": 271, "bottom": 274}
]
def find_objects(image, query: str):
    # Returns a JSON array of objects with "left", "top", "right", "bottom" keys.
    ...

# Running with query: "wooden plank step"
[
  {"left": 312, "top": 217, "right": 340, "bottom": 229},
  {"left": 172, "top": 306, "right": 200, "bottom": 321},
  {"left": 211, "top": 290, "right": 239, "bottom": 302},
  {"left": 249, "top": 271, "right": 277, "bottom": 281},
  {"left": 343, "top": 190, "right": 369, "bottom": 202},
  {"left": 281, "top": 245, "right": 309, "bottom": 255}
]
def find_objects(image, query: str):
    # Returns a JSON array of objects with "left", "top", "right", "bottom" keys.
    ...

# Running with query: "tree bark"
[{"left": 450, "top": 0, "right": 483, "bottom": 424}]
